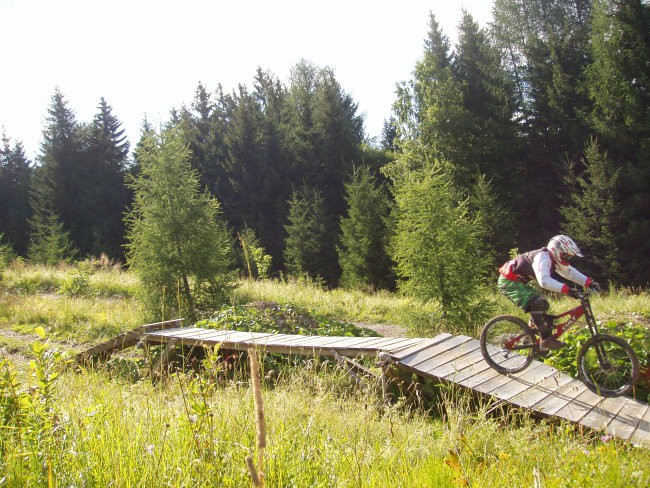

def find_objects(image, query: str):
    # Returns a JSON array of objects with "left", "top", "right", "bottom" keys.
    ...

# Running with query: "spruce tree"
[
  {"left": 27, "top": 213, "right": 77, "bottom": 264},
  {"left": 125, "top": 128, "right": 234, "bottom": 321},
  {"left": 31, "top": 89, "right": 85, "bottom": 253},
  {"left": 584, "top": 0, "right": 650, "bottom": 285},
  {"left": 0, "top": 133, "right": 32, "bottom": 254},
  {"left": 81, "top": 97, "right": 130, "bottom": 258},
  {"left": 384, "top": 143, "right": 491, "bottom": 327},
  {"left": 561, "top": 138, "right": 622, "bottom": 285},
  {"left": 338, "top": 166, "right": 393, "bottom": 291},
  {"left": 283, "top": 185, "right": 335, "bottom": 284}
]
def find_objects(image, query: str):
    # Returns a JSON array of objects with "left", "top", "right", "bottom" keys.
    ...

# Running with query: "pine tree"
[
  {"left": 394, "top": 13, "right": 454, "bottom": 141},
  {"left": 384, "top": 142, "right": 491, "bottom": 327},
  {"left": 283, "top": 185, "right": 335, "bottom": 284},
  {"left": 453, "top": 11, "right": 521, "bottom": 192},
  {"left": 31, "top": 89, "right": 85, "bottom": 254},
  {"left": 491, "top": 0, "right": 594, "bottom": 247},
  {"left": 338, "top": 166, "right": 393, "bottom": 291},
  {"left": 81, "top": 97, "right": 130, "bottom": 258},
  {"left": 584, "top": 0, "right": 650, "bottom": 285},
  {"left": 0, "top": 133, "right": 32, "bottom": 254},
  {"left": 27, "top": 213, "right": 77, "bottom": 264},
  {"left": 311, "top": 67, "right": 364, "bottom": 217},
  {"left": 125, "top": 128, "right": 234, "bottom": 321},
  {"left": 561, "top": 138, "right": 622, "bottom": 285}
]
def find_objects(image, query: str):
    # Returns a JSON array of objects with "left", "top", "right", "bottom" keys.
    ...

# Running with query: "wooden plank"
[
  {"left": 280, "top": 335, "right": 348, "bottom": 346},
  {"left": 325, "top": 336, "right": 392, "bottom": 349},
  {"left": 530, "top": 379, "right": 587, "bottom": 416},
  {"left": 400, "top": 335, "right": 474, "bottom": 369},
  {"left": 630, "top": 404, "right": 650, "bottom": 446},
  {"left": 475, "top": 362, "right": 551, "bottom": 398},
  {"left": 551, "top": 386, "right": 603, "bottom": 424},
  {"left": 385, "top": 338, "right": 428, "bottom": 352},
  {"left": 508, "top": 370, "right": 573, "bottom": 409},
  {"left": 602, "top": 400, "right": 649, "bottom": 442},
  {"left": 388, "top": 337, "right": 446, "bottom": 359},
  {"left": 441, "top": 356, "right": 494, "bottom": 384},
  {"left": 451, "top": 350, "right": 536, "bottom": 390},
  {"left": 76, "top": 318, "right": 184, "bottom": 362},
  {"left": 455, "top": 364, "right": 504, "bottom": 390},
  {"left": 422, "top": 340, "right": 482, "bottom": 376},
  {"left": 370, "top": 337, "right": 421, "bottom": 351},
  {"left": 579, "top": 396, "right": 628, "bottom": 433},
  {"left": 439, "top": 348, "right": 487, "bottom": 380},
  {"left": 391, "top": 334, "right": 452, "bottom": 361}
]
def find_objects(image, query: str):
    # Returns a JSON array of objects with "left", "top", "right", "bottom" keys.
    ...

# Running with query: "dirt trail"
[{"left": 355, "top": 322, "right": 408, "bottom": 338}]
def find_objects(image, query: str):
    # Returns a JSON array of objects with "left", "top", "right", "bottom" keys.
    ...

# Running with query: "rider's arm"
[
  {"left": 533, "top": 251, "right": 590, "bottom": 294},
  {"left": 555, "top": 263, "right": 589, "bottom": 287},
  {"left": 532, "top": 252, "right": 566, "bottom": 292}
]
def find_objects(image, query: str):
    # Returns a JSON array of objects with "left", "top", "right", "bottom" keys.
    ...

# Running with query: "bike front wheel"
[
  {"left": 577, "top": 334, "right": 640, "bottom": 397},
  {"left": 480, "top": 315, "right": 536, "bottom": 374}
]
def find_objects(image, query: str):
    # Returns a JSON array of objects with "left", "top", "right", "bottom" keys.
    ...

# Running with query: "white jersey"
[{"left": 533, "top": 251, "right": 588, "bottom": 293}]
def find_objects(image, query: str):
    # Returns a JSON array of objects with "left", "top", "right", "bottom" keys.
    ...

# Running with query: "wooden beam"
[{"left": 76, "top": 318, "right": 184, "bottom": 364}]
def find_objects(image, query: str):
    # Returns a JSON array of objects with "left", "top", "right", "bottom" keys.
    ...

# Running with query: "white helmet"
[{"left": 547, "top": 235, "right": 583, "bottom": 265}]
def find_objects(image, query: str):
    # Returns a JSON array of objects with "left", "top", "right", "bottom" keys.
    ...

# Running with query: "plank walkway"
[{"left": 100, "top": 325, "right": 649, "bottom": 446}]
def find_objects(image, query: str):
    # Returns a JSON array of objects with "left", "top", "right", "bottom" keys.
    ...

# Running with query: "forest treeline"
[{"left": 1, "top": 0, "right": 649, "bottom": 297}]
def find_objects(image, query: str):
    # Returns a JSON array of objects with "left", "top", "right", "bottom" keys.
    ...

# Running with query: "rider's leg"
[
  {"left": 525, "top": 296, "right": 550, "bottom": 336},
  {"left": 497, "top": 277, "right": 564, "bottom": 349},
  {"left": 525, "top": 296, "right": 565, "bottom": 350}
]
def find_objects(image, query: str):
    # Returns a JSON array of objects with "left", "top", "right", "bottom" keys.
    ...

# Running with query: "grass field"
[{"left": 1, "top": 262, "right": 649, "bottom": 486}]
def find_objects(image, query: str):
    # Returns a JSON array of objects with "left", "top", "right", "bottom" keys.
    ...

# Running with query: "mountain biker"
[{"left": 497, "top": 235, "right": 600, "bottom": 350}]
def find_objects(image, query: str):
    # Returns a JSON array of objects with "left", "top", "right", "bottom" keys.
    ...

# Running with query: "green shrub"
[
  {"left": 57, "top": 263, "right": 92, "bottom": 297},
  {"left": 544, "top": 320, "right": 650, "bottom": 401},
  {"left": 195, "top": 302, "right": 379, "bottom": 337}
]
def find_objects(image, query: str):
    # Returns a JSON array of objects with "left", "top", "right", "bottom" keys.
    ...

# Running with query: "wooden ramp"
[{"left": 132, "top": 327, "right": 649, "bottom": 446}]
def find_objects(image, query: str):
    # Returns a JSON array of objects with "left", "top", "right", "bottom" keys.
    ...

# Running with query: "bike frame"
[
  {"left": 548, "top": 293, "right": 599, "bottom": 340},
  {"left": 506, "top": 291, "right": 598, "bottom": 352}
]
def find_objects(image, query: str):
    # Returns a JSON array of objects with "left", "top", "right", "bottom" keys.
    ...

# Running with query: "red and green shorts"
[{"left": 497, "top": 275, "right": 540, "bottom": 311}]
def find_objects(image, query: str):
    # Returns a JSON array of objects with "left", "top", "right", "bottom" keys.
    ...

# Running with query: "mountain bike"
[{"left": 480, "top": 289, "right": 640, "bottom": 397}]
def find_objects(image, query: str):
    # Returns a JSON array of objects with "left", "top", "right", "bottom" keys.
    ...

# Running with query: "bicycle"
[{"left": 480, "top": 289, "right": 640, "bottom": 397}]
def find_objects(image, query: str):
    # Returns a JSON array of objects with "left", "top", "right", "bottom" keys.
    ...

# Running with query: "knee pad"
[{"left": 526, "top": 297, "right": 549, "bottom": 314}]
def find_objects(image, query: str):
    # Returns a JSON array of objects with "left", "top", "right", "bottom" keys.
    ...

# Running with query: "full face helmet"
[{"left": 547, "top": 235, "right": 583, "bottom": 265}]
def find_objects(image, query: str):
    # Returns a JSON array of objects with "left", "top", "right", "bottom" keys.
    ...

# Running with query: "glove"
[
  {"left": 586, "top": 278, "right": 601, "bottom": 292},
  {"left": 568, "top": 287, "right": 581, "bottom": 299}
]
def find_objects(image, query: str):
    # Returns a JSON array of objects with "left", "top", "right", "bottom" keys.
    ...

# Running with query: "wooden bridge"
[{"left": 77, "top": 320, "right": 650, "bottom": 447}]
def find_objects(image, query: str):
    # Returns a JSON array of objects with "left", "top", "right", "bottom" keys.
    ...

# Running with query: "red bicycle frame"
[{"left": 549, "top": 303, "right": 586, "bottom": 338}]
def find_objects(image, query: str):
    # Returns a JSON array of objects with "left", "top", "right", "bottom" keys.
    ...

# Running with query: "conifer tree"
[
  {"left": 30, "top": 89, "right": 85, "bottom": 253},
  {"left": 584, "top": 0, "right": 650, "bottom": 285},
  {"left": 125, "top": 128, "right": 234, "bottom": 321},
  {"left": 27, "top": 213, "right": 77, "bottom": 264},
  {"left": 0, "top": 133, "right": 32, "bottom": 254},
  {"left": 338, "top": 166, "right": 393, "bottom": 291},
  {"left": 283, "top": 185, "right": 336, "bottom": 284},
  {"left": 81, "top": 97, "right": 130, "bottom": 258},
  {"left": 384, "top": 143, "right": 490, "bottom": 327},
  {"left": 561, "top": 138, "right": 622, "bottom": 285}
]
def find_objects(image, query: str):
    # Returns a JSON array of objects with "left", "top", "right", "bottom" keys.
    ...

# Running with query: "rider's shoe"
[{"left": 539, "top": 337, "right": 566, "bottom": 351}]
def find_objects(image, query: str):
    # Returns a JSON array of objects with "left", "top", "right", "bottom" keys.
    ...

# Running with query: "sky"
[{"left": 0, "top": 0, "right": 493, "bottom": 161}]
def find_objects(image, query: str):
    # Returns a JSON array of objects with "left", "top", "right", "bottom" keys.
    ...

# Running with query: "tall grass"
[
  {"left": 233, "top": 278, "right": 495, "bottom": 336},
  {"left": 1, "top": 359, "right": 648, "bottom": 487},
  {"left": 233, "top": 278, "right": 650, "bottom": 336},
  {"left": 1, "top": 265, "right": 649, "bottom": 485}
]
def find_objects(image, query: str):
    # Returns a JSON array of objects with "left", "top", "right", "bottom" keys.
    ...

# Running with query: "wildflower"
[
  {"left": 601, "top": 435, "right": 613, "bottom": 443},
  {"left": 145, "top": 444, "right": 155, "bottom": 455}
]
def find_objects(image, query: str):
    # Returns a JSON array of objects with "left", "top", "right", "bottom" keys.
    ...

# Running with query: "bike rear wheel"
[
  {"left": 577, "top": 334, "right": 640, "bottom": 397},
  {"left": 480, "top": 315, "right": 536, "bottom": 374}
]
